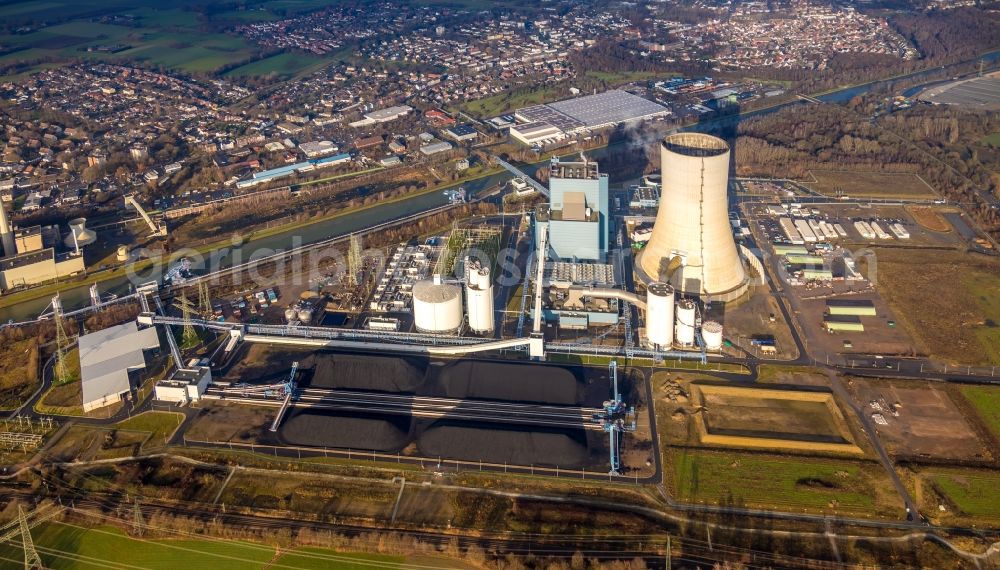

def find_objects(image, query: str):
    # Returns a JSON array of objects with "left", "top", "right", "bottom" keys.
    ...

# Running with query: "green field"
[
  {"left": 461, "top": 84, "right": 566, "bottom": 118},
  {"left": 583, "top": 70, "right": 667, "bottom": 85},
  {"left": 981, "top": 133, "right": 1000, "bottom": 148},
  {"left": 670, "top": 449, "right": 899, "bottom": 515},
  {"left": 113, "top": 411, "right": 184, "bottom": 446},
  {"left": 922, "top": 469, "right": 1000, "bottom": 520},
  {"left": 960, "top": 385, "right": 1000, "bottom": 441},
  {"left": 0, "top": 522, "right": 415, "bottom": 569},
  {"left": 223, "top": 52, "right": 328, "bottom": 79},
  {"left": 0, "top": 2, "right": 340, "bottom": 77}
]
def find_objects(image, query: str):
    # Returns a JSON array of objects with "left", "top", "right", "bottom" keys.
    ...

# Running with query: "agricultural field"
[
  {"left": 872, "top": 248, "right": 1000, "bottom": 365},
  {"left": 0, "top": 522, "right": 430, "bottom": 569},
  {"left": 915, "top": 468, "right": 1000, "bottom": 523},
  {"left": 960, "top": 385, "right": 1000, "bottom": 442},
  {"left": 223, "top": 52, "right": 329, "bottom": 80},
  {"left": 0, "top": 2, "right": 339, "bottom": 77},
  {"left": 668, "top": 449, "right": 902, "bottom": 517},
  {"left": 803, "top": 170, "right": 938, "bottom": 199}
]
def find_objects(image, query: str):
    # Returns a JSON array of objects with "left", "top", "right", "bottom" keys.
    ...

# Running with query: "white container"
[{"left": 645, "top": 282, "right": 675, "bottom": 348}]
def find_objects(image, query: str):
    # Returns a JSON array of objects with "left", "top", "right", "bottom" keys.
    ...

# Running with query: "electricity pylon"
[
  {"left": 197, "top": 282, "right": 211, "bottom": 317},
  {"left": 52, "top": 295, "right": 71, "bottom": 384},
  {"left": 347, "top": 234, "right": 362, "bottom": 287},
  {"left": 173, "top": 293, "right": 198, "bottom": 347},
  {"left": 17, "top": 506, "right": 42, "bottom": 570},
  {"left": 132, "top": 499, "right": 144, "bottom": 537}
]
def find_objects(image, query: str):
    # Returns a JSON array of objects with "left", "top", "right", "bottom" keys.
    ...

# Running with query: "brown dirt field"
[
  {"left": 906, "top": 206, "right": 952, "bottom": 233},
  {"left": 847, "top": 378, "right": 992, "bottom": 462},
  {"left": 186, "top": 401, "right": 274, "bottom": 443},
  {"left": 692, "top": 384, "right": 863, "bottom": 455},
  {"left": 804, "top": 170, "right": 937, "bottom": 199},
  {"left": 872, "top": 248, "right": 1000, "bottom": 365}
]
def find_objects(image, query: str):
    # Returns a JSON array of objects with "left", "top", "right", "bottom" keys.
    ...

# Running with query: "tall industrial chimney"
[
  {"left": 636, "top": 133, "right": 748, "bottom": 302},
  {"left": 0, "top": 198, "right": 14, "bottom": 258}
]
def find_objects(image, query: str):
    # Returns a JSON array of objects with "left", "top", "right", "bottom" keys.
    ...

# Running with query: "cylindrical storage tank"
[
  {"left": 116, "top": 245, "right": 129, "bottom": 261},
  {"left": 645, "top": 282, "right": 675, "bottom": 348},
  {"left": 284, "top": 307, "right": 298, "bottom": 323},
  {"left": 637, "top": 133, "right": 747, "bottom": 300},
  {"left": 701, "top": 320, "right": 723, "bottom": 351},
  {"left": 676, "top": 299, "right": 696, "bottom": 346},
  {"left": 465, "top": 267, "right": 494, "bottom": 334},
  {"left": 64, "top": 217, "right": 97, "bottom": 248},
  {"left": 413, "top": 277, "right": 463, "bottom": 333}
]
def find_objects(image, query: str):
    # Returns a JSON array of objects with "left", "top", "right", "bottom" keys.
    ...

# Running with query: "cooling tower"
[{"left": 636, "top": 133, "right": 748, "bottom": 302}]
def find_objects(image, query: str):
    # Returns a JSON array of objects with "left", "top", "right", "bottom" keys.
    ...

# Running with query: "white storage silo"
[
  {"left": 413, "top": 275, "right": 463, "bottom": 333},
  {"left": 645, "top": 282, "right": 675, "bottom": 348},
  {"left": 675, "top": 299, "right": 696, "bottom": 346},
  {"left": 465, "top": 261, "right": 494, "bottom": 335},
  {"left": 701, "top": 320, "right": 724, "bottom": 351}
]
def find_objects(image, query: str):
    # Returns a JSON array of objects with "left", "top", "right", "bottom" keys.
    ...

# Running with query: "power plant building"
[
  {"left": 636, "top": 133, "right": 748, "bottom": 302},
  {"left": 536, "top": 156, "right": 609, "bottom": 262}
]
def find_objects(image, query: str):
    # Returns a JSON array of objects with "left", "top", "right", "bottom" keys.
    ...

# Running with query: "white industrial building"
[
  {"left": 299, "top": 140, "right": 338, "bottom": 158},
  {"left": 78, "top": 322, "right": 160, "bottom": 412},
  {"left": 509, "top": 122, "right": 564, "bottom": 146},
  {"left": 153, "top": 365, "right": 211, "bottom": 405}
]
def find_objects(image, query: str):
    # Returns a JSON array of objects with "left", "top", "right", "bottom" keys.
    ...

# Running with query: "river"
[{"left": 4, "top": 50, "right": 998, "bottom": 322}]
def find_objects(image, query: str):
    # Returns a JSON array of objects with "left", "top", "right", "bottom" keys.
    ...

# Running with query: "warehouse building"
[
  {"left": 509, "top": 121, "right": 564, "bottom": 146},
  {"left": 79, "top": 322, "right": 160, "bottom": 412},
  {"left": 824, "top": 314, "right": 865, "bottom": 332},
  {"left": 826, "top": 299, "right": 877, "bottom": 316},
  {"left": 443, "top": 124, "right": 479, "bottom": 142}
]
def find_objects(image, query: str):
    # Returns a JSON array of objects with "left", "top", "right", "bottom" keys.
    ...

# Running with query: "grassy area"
[
  {"left": 223, "top": 52, "right": 331, "bottom": 80},
  {"left": 981, "top": 132, "right": 1000, "bottom": 148},
  {"left": 669, "top": 449, "right": 898, "bottom": 516},
  {"left": 959, "top": 385, "right": 1000, "bottom": 441},
  {"left": 274, "top": 549, "right": 406, "bottom": 569},
  {"left": 919, "top": 469, "right": 1000, "bottom": 521},
  {"left": 873, "top": 249, "right": 1000, "bottom": 365},
  {"left": 461, "top": 84, "right": 565, "bottom": 118},
  {"left": 803, "top": 170, "right": 938, "bottom": 199},
  {"left": 113, "top": 411, "right": 185, "bottom": 447}
]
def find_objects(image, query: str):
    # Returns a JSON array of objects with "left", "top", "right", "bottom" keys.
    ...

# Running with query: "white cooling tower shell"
[
  {"left": 465, "top": 266, "right": 494, "bottom": 334},
  {"left": 675, "top": 299, "right": 696, "bottom": 346},
  {"left": 413, "top": 278, "right": 463, "bottom": 333},
  {"left": 701, "top": 320, "right": 724, "bottom": 351},
  {"left": 645, "top": 282, "right": 675, "bottom": 348},
  {"left": 64, "top": 218, "right": 97, "bottom": 248},
  {"left": 636, "top": 133, "right": 747, "bottom": 302}
]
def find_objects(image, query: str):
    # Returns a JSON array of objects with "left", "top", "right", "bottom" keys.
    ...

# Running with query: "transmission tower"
[
  {"left": 52, "top": 295, "right": 71, "bottom": 384},
  {"left": 347, "top": 234, "right": 362, "bottom": 287},
  {"left": 17, "top": 506, "right": 43, "bottom": 570},
  {"left": 197, "top": 282, "right": 211, "bottom": 316},
  {"left": 173, "top": 293, "right": 198, "bottom": 347},
  {"left": 132, "top": 499, "right": 144, "bottom": 537}
]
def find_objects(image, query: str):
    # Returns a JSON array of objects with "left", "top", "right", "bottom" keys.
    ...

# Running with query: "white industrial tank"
[
  {"left": 675, "top": 299, "right": 697, "bottom": 346},
  {"left": 297, "top": 306, "right": 313, "bottom": 325},
  {"left": 116, "top": 245, "right": 129, "bottom": 261},
  {"left": 645, "top": 282, "right": 675, "bottom": 348},
  {"left": 465, "top": 261, "right": 494, "bottom": 335},
  {"left": 637, "top": 133, "right": 748, "bottom": 302},
  {"left": 284, "top": 306, "right": 298, "bottom": 323},
  {"left": 413, "top": 275, "right": 463, "bottom": 333},
  {"left": 701, "top": 320, "right": 724, "bottom": 351},
  {"left": 63, "top": 218, "right": 97, "bottom": 249}
]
